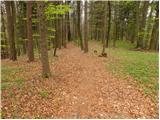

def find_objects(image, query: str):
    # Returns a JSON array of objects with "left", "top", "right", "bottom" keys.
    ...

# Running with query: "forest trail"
[
  {"left": 2, "top": 43, "right": 158, "bottom": 119},
  {"left": 51, "top": 43, "right": 158, "bottom": 118}
]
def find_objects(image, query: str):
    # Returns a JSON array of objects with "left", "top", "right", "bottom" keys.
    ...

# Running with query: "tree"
[
  {"left": 136, "top": 1, "right": 149, "bottom": 49},
  {"left": 113, "top": 2, "right": 119, "bottom": 47},
  {"left": 37, "top": 1, "right": 51, "bottom": 77},
  {"left": 27, "top": 1, "right": 34, "bottom": 62},
  {"left": 106, "top": 1, "right": 111, "bottom": 47},
  {"left": 149, "top": 2, "right": 159, "bottom": 50},
  {"left": 101, "top": 1, "right": 107, "bottom": 54},
  {"left": 5, "top": 1, "right": 17, "bottom": 61},
  {"left": 84, "top": 1, "right": 88, "bottom": 53},
  {"left": 144, "top": 3, "right": 153, "bottom": 49},
  {"left": 77, "top": 1, "right": 83, "bottom": 50}
]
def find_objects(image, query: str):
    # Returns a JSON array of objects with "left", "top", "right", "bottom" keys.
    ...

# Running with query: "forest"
[{"left": 1, "top": 0, "right": 159, "bottom": 119}]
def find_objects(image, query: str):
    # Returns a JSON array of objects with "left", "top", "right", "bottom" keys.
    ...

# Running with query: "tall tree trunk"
[
  {"left": 144, "top": 7, "right": 153, "bottom": 49},
  {"left": 63, "top": 14, "right": 67, "bottom": 48},
  {"left": 106, "top": 1, "right": 111, "bottom": 48},
  {"left": 5, "top": 1, "right": 17, "bottom": 61},
  {"left": 113, "top": 2, "right": 118, "bottom": 47},
  {"left": 149, "top": 3, "right": 159, "bottom": 50},
  {"left": 135, "top": 1, "right": 140, "bottom": 48},
  {"left": 84, "top": 1, "right": 88, "bottom": 53},
  {"left": 64, "top": 12, "right": 68, "bottom": 48},
  {"left": 77, "top": 1, "right": 83, "bottom": 50},
  {"left": 102, "top": 1, "right": 107, "bottom": 54},
  {"left": 136, "top": 1, "right": 149, "bottom": 49},
  {"left": 66, "top": 1, "right": 71, "bottom": 42},
  {"left": 27, "top": 1, "right": 34, "bottom": 62},
  {"left": 37, "top": 1, "right": 51, "bottom": 77},
  {"left": 58, "top": 15, "right": 62, "bottom": 49},
  {"left": 54, "top": 14, "right": 59, "bottom": 56}
]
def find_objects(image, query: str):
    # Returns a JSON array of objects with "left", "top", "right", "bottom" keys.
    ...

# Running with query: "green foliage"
[
  {"left": 39, "top": 90, "right": 49, "bottom": 98},
  {"left": 32, "top": 18, "right": 39, "bottom": 23},
  {"left": 48, "top": 35, "right": 55, "bottom": 39},
  {"left": 1, "top": 45, "right": 7, "bottom": 48},
  {"left": 22, "top": 17, "right": 27, "bottom": 21},
  {"left": 1, "top": 82, "right": 12, "bottom": 90},
  {"left": 47, "top": 28, "right": 56, "bottom": 32},
  {"left": 15, "top": 78, "right": 25, "bottom": 88},
  {"left": 33, "top": 33, "right": 40, "bottom": 37},
  {"left": 45, "top": 3, "right": 70, "bottom": 20}
]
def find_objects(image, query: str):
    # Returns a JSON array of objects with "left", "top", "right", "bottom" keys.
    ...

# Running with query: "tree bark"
[
  {"left": 64, "top": 10, "right": 68, "bottom": 48},
  {"left": 106, "top": 1, "right": 111, "bottom": 48},
  {"left": 5, "top": 1, "right": 17, "bottom": 61},
  {"left": 102, "top": 1, "right": 107, "bottom": 54},
  {"left": 136, "top": 1, "right": 149, "bottom": 49},
  {"left": 135, "top": 1, "right": 140, "bottom": 48},
  {"left": 27, "top": 1, "right": 34, "bottom": 61},
  {"left": 144, "top": 6, "right": 153, "bottom": 49},
  {"left": 84, "top": 1, "right": 88, "bottom": 53},
  {"left": 149, "top": 3, "right": 159, "bottom": 50},
  {"left": 37, "top": 1, "right": 51, "bottom": 77},
  {"left": 77, "top": 1, "right": 83, "bottom": 50}
]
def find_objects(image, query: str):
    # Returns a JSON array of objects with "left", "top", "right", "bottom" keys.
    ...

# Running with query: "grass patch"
[
  {"left": 90, "top": 40, "right": 159, "bottom": 101},
  {"left": 8, "top": 91, "right": 14, "bottom": 97},
  {"left": 1, "top": 65, "right": 25, "bottom": 90},
  {"left": 39, "top": 90, "right": 49, "bottom": 98},
  {"left": 1, "top": 82, "right": 12, "bottom": 90},
  {"left": 108, "top": 42, "right": 158, "bottom": 100},
  {"left": 15, "top": 78, "right": 25, "bottom": 88}
]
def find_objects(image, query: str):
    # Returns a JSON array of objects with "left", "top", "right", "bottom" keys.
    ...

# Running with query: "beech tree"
[
  {"left": 37, "top": 1, "right": 51, "bottom": 77},
  {"left": 77, "top": 1, "right": 83, "bottom": 50},
  {"left": 27, "top": 1, "right": 34, "bottom": 62},
  {"left": 149, "top": 2, "right": 159, "bottom": 50},
  {"left": 101, "top": 1, "right": 107, "bottom": 55},
  {"left": 84, "top": 1, "right": 88, "bottom": 53},
  {"left": 5, "top": 1, "right": 17, "bottom": 61}
]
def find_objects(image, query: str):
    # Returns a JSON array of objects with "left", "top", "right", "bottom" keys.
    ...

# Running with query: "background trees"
[{"left": 5, "top": 1, "right": 17, "bottom": 61}]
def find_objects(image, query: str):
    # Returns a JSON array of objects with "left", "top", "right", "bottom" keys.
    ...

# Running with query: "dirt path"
[
  {"left": 2, "top": 43, "right": 158, "bottom": 119},
  {"left": 51, "top": 43, "right": 158, "bottom": 118}
]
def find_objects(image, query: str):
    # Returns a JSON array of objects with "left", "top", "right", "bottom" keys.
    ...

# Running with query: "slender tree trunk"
[
  {"left": 106, "top": 1, "right": 111, "bottom": 48},
  {"left": 5, "top": 1, "right": 17, "bottom": 61},
  {"left": 113, "top": 2, "right": 118, "bottom": 47},
  {"left": 64, "top": 12, "right": 68, "bottom": 48},
  {"left": 149, "top": 3, "right": 159, "bottom": 50},
  {"left": 37, "top": 1, "right": 51, "bottom": 77},
  {"left": 144, "top": 7, "right": 153, "bottom": 49},
  {"left": 63, "top": 14, "right": 67, "bottom": 48},
  {"left": 54, "top": 15, "right": 58, "bottom": 56},
  {"left": 27, "top": 1, "right": 34, "bottom": 62},
  {"left": 84, "top": 1, "right": 88, "bottom": 53},
  {"left": 66, "top": 1, "right": 71, "bottom": 42},
  {"left": 77, "top": 1, "right": 83, "bottom": 50},
  {"left": 102, "top": 1, "right": 107, "bottom": 54},
  {"left": 135, "top": 2, "right": 140, "bottom": 48},
  {"left": 137, "top": 1, "right": 149, "bottom": 49},
  {"left": 58, "top": 15, "right": 62, "bottom": 49}
]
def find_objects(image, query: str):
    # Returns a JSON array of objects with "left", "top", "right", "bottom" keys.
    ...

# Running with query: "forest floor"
[{"left": 1, "top": 43, "right": 159, "bottom": 119}]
